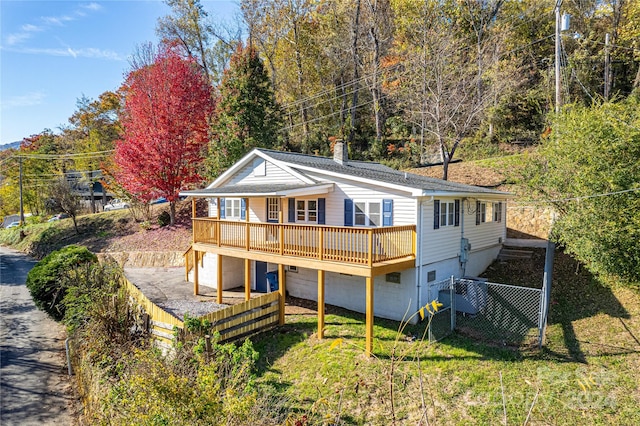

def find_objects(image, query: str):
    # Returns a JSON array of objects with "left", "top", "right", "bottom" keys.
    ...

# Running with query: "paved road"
[{"left": 0, "top": 246, "right": 75, "bottom": 425}]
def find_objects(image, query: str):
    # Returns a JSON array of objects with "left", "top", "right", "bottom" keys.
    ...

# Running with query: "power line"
[
  {"left": 15, "top": 150, "right": 114, "bottom": 160},
  {"left": 514, "top": 187, "right": 640, "bottom": 205}
]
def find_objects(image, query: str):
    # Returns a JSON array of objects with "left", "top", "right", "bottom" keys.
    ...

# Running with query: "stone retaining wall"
[
  {"left": 507, "top": 205, "right": 556, "bottom": 240},
  {"left": 97, "top": 251, "right": 185, "bottom": 268}
]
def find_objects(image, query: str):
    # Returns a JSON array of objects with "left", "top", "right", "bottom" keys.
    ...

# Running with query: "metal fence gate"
[{"left": 427, "top": 277, "right": 545, "bottom": 347}]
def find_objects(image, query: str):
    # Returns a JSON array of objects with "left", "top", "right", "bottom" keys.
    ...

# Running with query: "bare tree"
[
  {"left": 47, "top": 178, "right": 82, "bottom": 234},
  {"left": 392, "top": 1, "right": 511, "bottom": 179},
  {"left": 362, "top": 0, "right": 394, "bottom": 144}
]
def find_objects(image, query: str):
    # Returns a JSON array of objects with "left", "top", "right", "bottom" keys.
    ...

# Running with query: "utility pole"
[
  {"left": 18, "top": 157, "right": 24, "bottom": 225},
  {"left": 604, "top": 33, "right": 611, "bottom": 100},
  {"left": 555, "top": 0, "right": 562, "bottom": 114}
]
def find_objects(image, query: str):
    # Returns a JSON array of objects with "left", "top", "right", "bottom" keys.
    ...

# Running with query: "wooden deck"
[{"left": 191, "top": 218, "right": 416, "bottom": 277}]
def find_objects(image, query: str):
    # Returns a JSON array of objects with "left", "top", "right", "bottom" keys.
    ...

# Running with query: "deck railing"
[{"left": 193, "top": 218, "right": 415, "bottom": 266}]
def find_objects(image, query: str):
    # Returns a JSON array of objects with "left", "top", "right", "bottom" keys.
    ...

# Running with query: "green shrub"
[
  {"left": 157, "top": 211, "right": 171, "bottom": 227},
  {"left": 61, "top": 261, "right": 126, "bottom": 333},
  {"left": 26, "top": 245, "right": 97, "bottom": 321}
]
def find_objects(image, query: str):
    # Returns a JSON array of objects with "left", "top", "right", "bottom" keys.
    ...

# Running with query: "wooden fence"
[
  {"left": 124, "top": 278, "right": 280, "bottom": 346},
  {"left": 198, "top": 292, "right": 280, "bottom": 343},
  {"left": 123, "top": 278, "right": 184, "bottom": 346}
]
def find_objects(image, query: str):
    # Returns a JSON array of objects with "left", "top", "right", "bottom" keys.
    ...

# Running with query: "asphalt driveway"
[{"left": 0, "top": 246, "right": 76, "bottom": 425}]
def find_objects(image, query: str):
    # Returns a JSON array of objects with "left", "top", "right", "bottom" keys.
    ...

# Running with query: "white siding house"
[{"left": 181, "top": 143, "right": 510, "bottom": 353}]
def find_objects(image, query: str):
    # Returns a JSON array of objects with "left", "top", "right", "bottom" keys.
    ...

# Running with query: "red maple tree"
[{"left": 114, "top": 45, "right": 214, "bottom": 224}]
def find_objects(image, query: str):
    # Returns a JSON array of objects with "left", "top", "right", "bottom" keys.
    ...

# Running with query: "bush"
[
  {"left": 157, "top": 211, "right": 171, "bottom": 227},
  {"left": 26, "top": 245, "right": 97, "bottom": 320},
  {"left": 527, "top": 97, "right": 640, "bottom": 282}
]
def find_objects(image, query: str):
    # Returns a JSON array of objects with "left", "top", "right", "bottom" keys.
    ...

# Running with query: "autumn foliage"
[{"left": 114, "top": 45, "right": 214, "bottom": 223}]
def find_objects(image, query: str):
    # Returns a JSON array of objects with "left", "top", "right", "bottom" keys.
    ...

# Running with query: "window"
[
  {"left": 476, "top": 201, "right": 502, "bottom": 224},
  {"left": 434, "top": 199, "right": 459, "bottom": 229},
  {"left": 386, "top": 272, "right": 401, "bottom": 284},
  {"left": 225, "top": 198, "right": 242, "bottom": 219},
  {"left": 353, "top": 201, "right": 382, "bottom": 227},
  {"left": 308, "top": 200, "right": 317, "bottom": 222},
  {"left": 493, "top": 202, "right": 502, "bottom": 222},
  {"left": 267, "top": 198, "right": 280, "bottom": 222},
  {"left": 476, "top": 201, "right": 487, "bottom": 224},
  {"left": 440, "top": 202, "right": 456, "bottom": 227},
  {"left": 296, "top": 200, "right": 318, "bottom": 223},
  {"left": 427, "top": 270, "right": 436, "bottom": 282}
]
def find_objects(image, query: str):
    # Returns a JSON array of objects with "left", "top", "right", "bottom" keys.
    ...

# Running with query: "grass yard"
[{"left": 251, "top": 250, "right": 640, "bottom": 425}]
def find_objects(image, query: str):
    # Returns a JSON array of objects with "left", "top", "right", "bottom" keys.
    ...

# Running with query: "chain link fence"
[{"left": 427, "top": 278, "right": 545, "bottom": 348}]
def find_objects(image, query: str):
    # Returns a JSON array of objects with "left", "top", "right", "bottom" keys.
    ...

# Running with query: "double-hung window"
[
  {"left": 439, "top": 201, "right": 456, "bottom": 227},
  {"left": 493, "top": 202, "right": 502, "bottom": 222},
  {"left": 433, "top": 199, "right": 459, "bottom": 229},
  {"left": 224, "top": 198, "right": 242, "bottom": 219},
  {"left": 354, "top": 201, "right": 382, "bottom": 227},
  {"left": 475, "top": 201, "right": 489, "bottom": 224},
  {"left": 296, "top": 200, "right": 318, "bottom": 223}
]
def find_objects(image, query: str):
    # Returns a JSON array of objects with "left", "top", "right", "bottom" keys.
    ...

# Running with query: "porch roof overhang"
[{"left": 181, "top": 183, "right": 334, "bottom": 198}]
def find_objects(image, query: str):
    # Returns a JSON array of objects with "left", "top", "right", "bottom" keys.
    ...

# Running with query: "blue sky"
[{"left": 0, "top": 0, "right": 240, "bottom": 145}]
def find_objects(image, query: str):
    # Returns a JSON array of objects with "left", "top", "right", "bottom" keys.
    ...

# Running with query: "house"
[{"left": 181, "top": 143, "right": 511, "bottom": 355}]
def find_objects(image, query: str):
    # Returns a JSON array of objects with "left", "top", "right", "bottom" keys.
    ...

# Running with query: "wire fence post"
[
  {"left": 450, "top": 275, "right": 456, "bottom": 332},
  {"left": 539, "top": 241, "right": 555, "bottom": 348}
]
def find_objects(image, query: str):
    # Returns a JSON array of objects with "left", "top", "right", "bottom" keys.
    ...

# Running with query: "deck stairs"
[{"left": 498, "top": 247, "right": 534, "bottom": 261}]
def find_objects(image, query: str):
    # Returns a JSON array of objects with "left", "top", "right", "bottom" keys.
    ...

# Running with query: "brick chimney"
[{"left": 333, "top": 140, "right": 348, "bottom": 165}]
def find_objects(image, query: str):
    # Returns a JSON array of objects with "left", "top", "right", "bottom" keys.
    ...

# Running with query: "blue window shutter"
[
  {"left": 454, "top": 199, "right": 460, "bottom": 227},
  {"left": 433, "top": 200, "right": 440, "bottom": 229},
  {"left": 476, "top": 201, "right": 481, "bottom": 225},
  {"left": 266, "top": 198, "right": 270, "bottom": 222},
  {"left": 288, "top": 198, "right": 295, "bottom": 223},
  {"left": 498, "top": 202, "right": 503, "bottom": 222},
  {"left": 220, "top": 198, "right": 226, "bottom": 219},
  {"left": 241, "top": 198, "right": 246, "bottom": 220},
  {"left": 383, "top": 199, "right": 393, "bottom": 226},
  {"left": 344, "top": 199, "right": 353, "bottom": 226},
  {"left": 318, "top": 198, "right": 326, "bottom": 224}
]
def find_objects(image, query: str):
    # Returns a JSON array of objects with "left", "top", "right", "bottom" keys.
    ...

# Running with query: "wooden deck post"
[
  {"left": 191, "top": 198, "right": 196, "bottom": 219},
  {"left": 278, "top": 263, "right": 286, "bottom": 325},
  {"left": 245, "top": 198, "right": 250, "bottom": 251},
  {"left": 193, "top": 249, "right": 199, "bottom": 296},
  {"left": 244, "top": 258, "right": 251, "bottom": 301},
  {"left": 216, "top": 254, "right": 223, "bottom": 304},
  {"left": 365, "top": 276, "right": 374, "bottom": 357},
  {"left": 367, "top": 229, "right": 374, "bottom": 267},
  {"left": 318, "top": 269, "right": 325, "bottom": 339},
  {"left": 278, "top": 211, "right": 284, "bottom": 256}
]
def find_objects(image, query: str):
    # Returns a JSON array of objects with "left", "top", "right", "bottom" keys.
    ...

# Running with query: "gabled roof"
[
  {"left": 257, "top": 149, "right": 509, "bottom": 198},
  {"left": 183, "top": 148, "right": 511, "bottom": 199}
]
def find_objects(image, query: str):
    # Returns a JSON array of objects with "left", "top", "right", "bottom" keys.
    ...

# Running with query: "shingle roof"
[
  {"left": 182, "top": 183, "right": 329, "bottom": 196},
  {"left": 258, "top": 148, "right": 507, "bottom": 196}
]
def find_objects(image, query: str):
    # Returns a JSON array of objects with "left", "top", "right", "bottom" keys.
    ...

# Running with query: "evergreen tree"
[{"left": 207, "top": 44, "right": 284, "bottom": 178}]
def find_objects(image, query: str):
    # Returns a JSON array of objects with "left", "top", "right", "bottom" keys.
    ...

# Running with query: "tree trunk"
[
  {"left": 370, "top": 26, "right": 383, "bottom": 142},
  {"left": 292, "top": 20, "right": 310, "bottom": 151},
  {"left": 170, "top": 201, "right": 176, "bottom": 226},
  {"left": 88, "top": 171, "right": 96, "bottom": 214},
  {"left": 348, "top": 0, "right": 362, "bottom": 144}
]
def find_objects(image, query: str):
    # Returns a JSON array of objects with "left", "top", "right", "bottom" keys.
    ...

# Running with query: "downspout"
[{"left": 460, "top": 198, "right": 467, "bottom": 277}]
